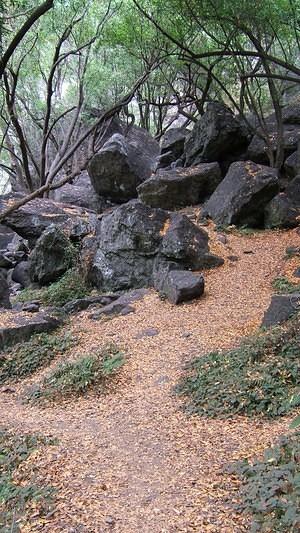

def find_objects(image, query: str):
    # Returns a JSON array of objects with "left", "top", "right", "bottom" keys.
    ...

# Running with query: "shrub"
[
  {"left": 30, "top": 343, "right": 124, "bottom": 401},
  {"left": 0, "top": 430, "right": 56, "bottom": 531},
  {"left": 230, "top": 433, "right": 300, "bottom": 532},
  {"left": 177, "top": 317, "right": 300, "bottom": 418},
  {"left": 272, "top": 276, "right": 300, "bottom": 294},
  {"left": 0, "top": 331, "right": 75, "bottom": 384},
  {"left": 15, "top": 268, "right": 90, "bottom": 307}
]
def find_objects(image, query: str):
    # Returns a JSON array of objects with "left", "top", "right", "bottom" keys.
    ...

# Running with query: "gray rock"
[
  {"left": 284, "top": 151, "right": 298, "bottom": 179},
  {"left": 203, "top": 161, "right": 279, "bottom": 227},
  {"left": 160, "top": 127, "right": 189, "bottom": 166},
  {"left": 83, "top": 201, "right": 222, "bottom": 292},
  {"left": 137, "top": 163, "right": 221, "bottom": 209},
  {"left": 88, "top": 127, "right": 159, "bottom": 203},
  {"left": 265, "top": 175, "right": 300, "bottom": 228},
  {"left": 90, "top": 288, "right": 148, "bottom": 319},
  {"left": 0, "top": 310, "right": 63, "bottom": 349},
  {"left": 158, "top": 270, "right": 205, "bottom": 304},
  {"left": 0, "top": 195, "right": 97, "bottom": 243},
  {"left": 12, "top": 261, "right": 31, "bottom": 288},
  {"left": 262, "top": 293, "right": 300, "bottom": 327},
  {"left": 29, "top": 225, "right": 75, "bottom": 285},
  {"left": 53, "top": 171, "right": 108, "bottom": 213},
  {"left": 63, "top": 294, "right": 119, "bottom": 314},
  {"left": 184, "top": 102, "right": 249, "bottom": 166},
  {"left": 0, "top": 270, "right": 11, "bottom": 309}
]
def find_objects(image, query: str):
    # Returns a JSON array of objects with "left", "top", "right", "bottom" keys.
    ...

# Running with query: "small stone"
[
  {"left": 228, "top": 255, "right": 239, "bottom": 262},
  {"left": 293, "top": 267, "right": 300, "bottom": 278},
  {"left": 216, "top": 233, "right": 228, "bottom": 245},
  {"left": 135, "top": 328, "right": 159, "bottom": 339}
]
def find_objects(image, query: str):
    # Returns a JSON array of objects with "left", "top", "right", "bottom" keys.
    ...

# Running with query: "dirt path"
[{"left": 0, "top": 228, "right": 298, "bottom": 532}]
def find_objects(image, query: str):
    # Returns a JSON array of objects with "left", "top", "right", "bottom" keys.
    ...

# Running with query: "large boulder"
[
  {"left": 0, "top": 225, "right": 18, "bottom": 250},
  {"left": 29, "top": 225, "right": 76, "bottom": 285},
  {"left": 12, "top": 261, "right": 31, "bottom": 288},
  {"left": 88, "top": 127, "right": 159, "bottom": 203},
  {"left": 0, "top": 310, "right": 63, "bottom": 349},
  {"left": 0, "top": 195, "right": 97, "bottom": 243},
  {"left": 159, "top": 127, "right": 189, "bottom": 167},
  {"left": 82, "top": 200, "right": 221, "bottom": 292},
  {"left": 157, "top": 270, "right": 205, "bottom": 304},
  {"left": 184, "top": 102, "right": 249, "bottom": 167},
  {"left": 262, "top": 293, "right": 300, "bottom": 327},
  {"left": 0, "top": 270, "right": 11, "bottom": 309},
  {"left": 52, "top": 172, "right": 108, "bottom": 213},
  {"left": 265, "top": 175, "right": 300, "bottom": 228},
  {"left": 284, "top": 151, "right": 298, "bottom": 179},
  {"left": 203, "top": 161, "right": 279, "bottom": 227},
  {"left": 247, "top": 103, "right": 300, "bottom": 165},
  {"left": 137, "top": 163, "right": 221, "bottom": 209}
]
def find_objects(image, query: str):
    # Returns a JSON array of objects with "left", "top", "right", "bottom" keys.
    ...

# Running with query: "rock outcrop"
[
  {"left": 203, "top": 161, "right": 279, "bottom": 227},
  {"left": 265, "top": 175, "right": 300, "bottom": 228},
  {"left": 137, "top": 163, "right": 221, "bottom": 209},
  {"left": 184, "top": 102, "right": 249, "bottom": 167},
  {"left": 88, "top": 126, "right": 159, "bottom": 203}
]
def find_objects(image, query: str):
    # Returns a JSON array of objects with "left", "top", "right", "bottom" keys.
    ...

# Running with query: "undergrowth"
[
  {"left": 28, "top": 343, "right": 124, "bottom": 402},
  {"left": 272, "top": 276, "right": 300, "bottom": 294},
  {"left": 0, "top": 330, "right": 75, "bottom": 384},
  {"left": 177, "top": 316, "right": 300, "bottom": 418},
  {"left": 15, "top": 268, "right": 90, "bottom": 307},
  {"left": 229, "top": 432, "right": 300, "bottom": 532},
  {"left": 0, "top": 430, "right": 56, "bottom": 532}
]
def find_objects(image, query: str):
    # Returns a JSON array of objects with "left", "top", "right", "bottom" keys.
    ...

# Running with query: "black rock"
[
  {"left": 63, "top": 294, "right": 120, "bottom": 314},
  {"left": 184, "top": 102, "right": 249, "bottom": 167},
  {"left": 88, "top": 127, "right": 159, "bottom": 203},
  {"left": 160, "top": 127, "right": 189, "bottom": 166},
  {"left": 29, "top": 225, "right": 75, "bottom": 285},
  {"left": 52, "top": 171, "right": 108, "bottom": 213},
  {"left": 0, "top": 310, "right": 63, "bottom": 349},
  {"left": 262, "top": 293, "right": 300, "bottom": 327},
  {"left": 265, "top": 175, "right": 300, "bottom": 228},
  {"left": 203, "top": 161, "right": 279, "bottom": 227},
  {"left": 12, "top": 261, "right": 31, "bottom": 288},
  {"left": 158, "top": 270, "right": 205, "bottom": 304},
  {"left": 137, "top": 163, "right": 221, "bottom": 209},
  {"left": 0, "top": 270, "right": 11, "bottom": 309},
  {"left": 0, "top": 194, "right": 97, "bottom": 243},
  {"left": 284, "top": 151, "right": 299, "bottom": 179},
  {"left": 90, "top": 289, "right": 148, "bottom": 319}
]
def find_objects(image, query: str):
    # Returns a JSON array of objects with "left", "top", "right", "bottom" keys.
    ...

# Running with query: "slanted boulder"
[
  {"left": 137, "top": 163, "right": 221, "bottom": 209},
  {"left": 12, "top": 261, "right": 31, "bottom": 288},
  {"left": 265, "top": 175, "right": 300, "bottom": 228},
  {"left": 0, "top": 310, "right": 63, "bottom": 348},
  {"left": 0, "top": 225, "right": 18, "bottom": 250},
  {"left": 53, "top": 171, "right": 108, "bottom": 213},
  {"left": 203, "top": 161, "right": 279, "bottom": 227},
  {"left": 284, "top": 151, "right": 298, "bottom": 179},
  {"left": 159, "top": 213, "right": 223, "bottom": 269},
  {"left": 184, "top": 102, "right": 249, "bottom": 167},
  {"left": 0, "top": 270, "right": 11, "bottom": 309},
  {"left": 0, "top": 195, "right": 97, "bottom": 243},
  {"left": 82, "top": 200, "right": 222, "bottom": 292},
  {"left": 88, "top": 127, "right": 159, "bottom": 203},
  {"left": 159, "top": 127, "right": 189, "bottom": 167},
  {"left": 29, "top": 225, "right": 76, "bottom": 285},
  {"left": 262, "top": 293, "right": 300, "bottom": 327},
  {"left": 157, "top": 270, "right": 205, "bottom": 304}
]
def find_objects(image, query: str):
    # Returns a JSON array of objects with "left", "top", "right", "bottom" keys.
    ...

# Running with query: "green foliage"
[
  {"left": 230, "top": 433, "right": 300, "bottom": 532},
  {"left": 29, "top": 343, "right": 124, "bottom": 401},
  {"left": 0, "top": 430, "right": 56, "bottom": 532},
  {"left": 0, "top": 330, "right": 75, "bottom": 384},
  {"left": 272, "top": 277, "right": 300, "bottom": 294},
  {"left": 15, "top": 269, "right": 90, "bottom": 307},
  {"left": 177, "top": 317, "right": 300, "bottom": 418}
]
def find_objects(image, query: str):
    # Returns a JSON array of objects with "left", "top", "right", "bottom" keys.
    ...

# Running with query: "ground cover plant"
[
  {"left": 0, "top": 330, "right": 75, "bottom": 384},
  {"left": 15, "top": 269, "right": 91, "bottom": 308},
  {"left": 177, "top": 316, "right": 300, "bottom": 419},
  {"left": 229, "top": 432, "right": 300, "bottom": 532},
  {"left": 0, "top": 430, "right": 56, "bottom": 532},
  {"left": 272, "top": 276, "right": 300, "bottom": 294},
  {"left": 28, "top": 343, "right": 125, "bottom": 402}
]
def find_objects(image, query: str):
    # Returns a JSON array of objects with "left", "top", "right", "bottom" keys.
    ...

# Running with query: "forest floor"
[{"left": 0, "top": 223, "right": 299, "bottom": 532}]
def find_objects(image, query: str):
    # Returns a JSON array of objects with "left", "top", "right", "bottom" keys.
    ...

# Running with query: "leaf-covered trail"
[{"left": 0, "top": 228, "right": 298, "bottom": 532}]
